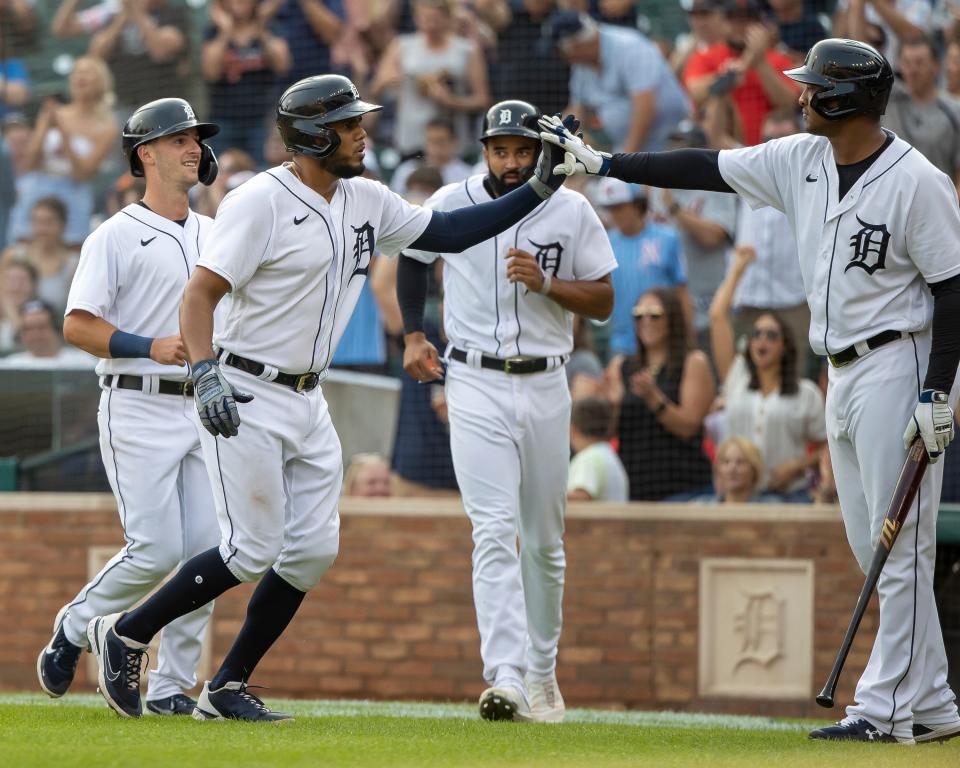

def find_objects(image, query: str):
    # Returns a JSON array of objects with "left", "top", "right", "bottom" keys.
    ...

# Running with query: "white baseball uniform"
[
  {"left": 406, "top": 176, "right": 616, "bottom": 687},
  {"left": 719, "top": 131, "right": 960, "bottom": 738},
  {"left": 63, "top": 203, "right": 220, "bottom": 702},
  {"left": 195, "top": 165, "right": 430, "bottom": 591}
]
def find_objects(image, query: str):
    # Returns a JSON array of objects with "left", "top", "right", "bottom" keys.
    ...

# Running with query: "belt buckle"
[
  {"left": 503, "top": 357, "right": 524, "bottom": 374},
  {"left": 295, "top": 373, "right": 315, "bottom": 392},
  {"left": 829, "top": 354, "right": 850, "bottom": 369},
  {"left": 183, "top": 381, "right": 194, "bottom": 397}
]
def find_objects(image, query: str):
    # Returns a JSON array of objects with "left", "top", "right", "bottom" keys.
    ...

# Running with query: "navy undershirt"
[
  {"left": 138, "top": 200, "right": 188, "bottom": 228},
  {"left": 836, "top": 133, "right": 894, "bottom": 199}
]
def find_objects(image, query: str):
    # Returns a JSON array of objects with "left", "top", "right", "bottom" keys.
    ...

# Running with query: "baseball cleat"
[
  {"left": 809, "top": 716, "right": 913, "bottom": 744},
  {"left": 37, "top": 605, "right": 84, "bottom": 698},
  {"left": 913, "top": 719, "right": 960, "bottom": 743},
  {"left": 192, "top": 681, "right": 293, "bottom": 722},
  {"left": 146, "top": 693, "right": 198, "bottom": 716},
  {"left": 526, "top": 674, "right": 565, "bottom": 723},
  {"left": 87, "top": 613, "right": 148, "bottom": 718},
  {"left": 478, "top": 686, "right": 533, "bottom": 722}
]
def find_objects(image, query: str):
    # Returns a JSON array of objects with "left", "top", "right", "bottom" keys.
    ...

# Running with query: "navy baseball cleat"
[
  {"left": 37, "top": 605, "right": 84, "bottom": 697},
  {"left": 192, "top": 681, "right": 293, "bottom": 722},
  {"left": 913, "top": 719, "right": 960, "bottom": 743},
  {"left": 87, "top": 613, "right": 148, "bottom": 718},
  {"left": 809, "top": 716, "right": 913, "bottom": 744},
  {"left": 146, "top": 693, "right": 198, "bottom": 716}
]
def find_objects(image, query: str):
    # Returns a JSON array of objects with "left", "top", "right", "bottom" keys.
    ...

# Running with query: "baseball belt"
[
  {"left": 828, "top": 329, "right": 907, "bottom": 368},
  {"left": 103, "top": 374, "right": 193, "bottom": 396},
  {"left": 220, "top": 352, "right": 320, "bottom": 392},
  {"left": 449, "top": 347, "right": 552, "bottom": 375}
]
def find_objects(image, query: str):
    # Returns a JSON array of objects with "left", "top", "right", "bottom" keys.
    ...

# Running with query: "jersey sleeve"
[
  {"left": 373, "top": 183, "right": 433, "bottom": 257},
  {"left": 65, "top": 224, "right": 118, "bottom": 319},
  {"left": 398, "top": 183, "right": 458, "bottom": 265},
  {"left": 196, "top": 185, "right": 274, "bottom": 291},
  {"left": 905, "top": 168, "right": 960, "bottom": 283},
  {"left": 718, "top": 142, "right": 788, "bottom": 212},
  {"left": 570, "top": 196, "right": 618, "bottom": 281}
]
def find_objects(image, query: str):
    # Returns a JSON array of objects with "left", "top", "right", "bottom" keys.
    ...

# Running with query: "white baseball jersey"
[
  {"left": 718, "top": 132, "right": 960, "bottom": 355},
  {"left": 405, "top": 175, "right": 617, "bottom": 357},
  {"left": 66, "top": 203, "right": 214, "bottom": 377},
  {"left": 199, "top": 166, "right": 431, "bottom": 373}
]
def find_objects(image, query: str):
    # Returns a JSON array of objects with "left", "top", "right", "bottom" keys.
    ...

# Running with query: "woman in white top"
[
  {"left": 709, "top": 245, "right": 827, "bottom": 501},
  {"left": 10, "top": 56, "right": 119, "bottom": 246}
]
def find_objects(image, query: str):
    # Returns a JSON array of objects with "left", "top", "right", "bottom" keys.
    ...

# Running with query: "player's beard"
[
  {"left": 485, "top": 163, "right": 535, "bottom": 198},
  {"left": 321, "top": 154, "right": 365, "bottom": 179}
]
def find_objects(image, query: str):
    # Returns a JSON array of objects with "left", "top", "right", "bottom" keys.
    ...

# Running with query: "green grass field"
[{"left": 1, "top": 694, "right": 958, "bottom": 768}]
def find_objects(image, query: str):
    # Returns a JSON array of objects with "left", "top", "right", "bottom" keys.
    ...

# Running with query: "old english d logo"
[
  {"left": 350, "top": 222, "right": 375, "bottom": 279},
  {"left": 846, "top": 217, "right": 890, "bottom": 275},
  {"left": 529, "top": 240, "right": 563, "bottom": 277}
]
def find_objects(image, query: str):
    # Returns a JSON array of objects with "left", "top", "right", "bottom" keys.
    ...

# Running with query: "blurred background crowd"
[{"left": 2, "top": 0, "right": 960, "bottom": 503}]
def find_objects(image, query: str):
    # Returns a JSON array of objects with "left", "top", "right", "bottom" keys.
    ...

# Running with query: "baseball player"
[
  {"left": 86, "top": 75, "right": 574, "bottom": 721},
  {"left": 37, "top": 99, "right": 222, "bottom": 716},
  {"left": 541, "top": 38, "right": 960, "bottom": 744},
  {"left": 400, "top": 100, "right": 616, "bottom": 723}
]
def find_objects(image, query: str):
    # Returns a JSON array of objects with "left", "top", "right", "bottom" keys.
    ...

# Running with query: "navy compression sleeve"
[
  {"left": 397, "top": 256, "right": 430, "bottom": 335},
  {"left": 923, "top": 273, "right": 960, "bottom": 392},
  {"left": 609, "top": 149, "right": 734, "bottom": 193},
  {"left": 409, "top": 183, "right": 544, "bottom": 253}
]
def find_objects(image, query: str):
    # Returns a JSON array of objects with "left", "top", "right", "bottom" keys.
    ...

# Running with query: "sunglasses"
[
  {"left": 633, "top": 310, "right": 665, "bottom": 320},
  {"left": 750, "top": 328, "right": 782, "bottom": 341}
]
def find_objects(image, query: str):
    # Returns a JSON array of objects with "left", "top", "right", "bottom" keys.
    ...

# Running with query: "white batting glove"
[
  {"left": 537, "top": 115, "right": 612, "bottom": 176},
  {"left": 903, "top": 389, "right": 954, "bottom": 462}
]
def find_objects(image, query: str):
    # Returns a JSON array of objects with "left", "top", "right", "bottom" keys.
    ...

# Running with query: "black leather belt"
[
  {"left": 221, "top": 352, "right": 320, "bottom": 392},
  {"left": 828, "top": 330, "right": 906, "bottom": 368},
  {"left": 450, "top": 347, "right": 550, "bottom": 375},
  {"left": 104, "top": 374, "right": 193, "bottom": 396}
]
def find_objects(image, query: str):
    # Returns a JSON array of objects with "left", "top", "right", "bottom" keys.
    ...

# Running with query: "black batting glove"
[{"left": 191, "top": 359, "right": 254, "bottom": 438}]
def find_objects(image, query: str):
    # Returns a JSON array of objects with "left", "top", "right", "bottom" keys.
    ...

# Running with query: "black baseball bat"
[{"left": 816, "top": 438, "right": 929, "bottom": 708}]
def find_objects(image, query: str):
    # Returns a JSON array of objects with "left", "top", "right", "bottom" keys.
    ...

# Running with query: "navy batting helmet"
[
  {"left": 480, "top": 100, "right": 541, "bottom": 143},
  {"left": 122, "top": 98, "right": 220, "bottom": 184},
  {"left": 276, "top": 75, "right": 382, "bottom": 160},
  {"left": 784, "top": 38, "right": 893, "bottom": 120}
]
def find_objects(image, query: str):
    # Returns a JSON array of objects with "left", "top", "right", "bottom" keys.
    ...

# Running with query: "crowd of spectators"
[{"left": 3, "top": 0, "right": 960, "bottom": 501}]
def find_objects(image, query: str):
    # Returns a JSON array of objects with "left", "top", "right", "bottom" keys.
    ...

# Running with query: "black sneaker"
[
  {"left": 87, "top": 613, "right": 148, "bottom": 718},
  {"left": 192, "top": 681, "right": 293, "bottom": 722},
  {"left": 809, "top": 716, "right": 912, "bottom": 744},
  {"left": 146, "top": 694, "right": 197, "bottom": 716},
  {"left": 913, "top": 720, "right": 960, "bottom": 743},
  {"left": 37, "top": 605, "right": 84, "bottom": 698}
]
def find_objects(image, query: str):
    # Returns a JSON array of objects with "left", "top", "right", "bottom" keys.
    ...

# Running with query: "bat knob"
[{"left": 816, "top": 693, "right": 835, "bottom": 709}]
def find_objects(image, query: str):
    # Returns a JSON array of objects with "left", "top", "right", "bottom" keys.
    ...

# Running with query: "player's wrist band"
[
  {"left": 108, "top": 330, "right": 153, "bottom": 359},
  {"left": 539, "top": 273, "right": 553, "bottom": 295}
]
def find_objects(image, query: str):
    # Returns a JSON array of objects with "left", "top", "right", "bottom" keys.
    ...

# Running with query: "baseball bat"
[{"left": 815, "top": 438, "right": 929, "bottom": 708}]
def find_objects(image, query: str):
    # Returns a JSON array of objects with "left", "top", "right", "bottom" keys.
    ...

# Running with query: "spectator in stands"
[
  {"left": 0, "top": 299, "right": 94, "bottom": 368},
  {"left": 192, "top": 148, "right": 257, "bottom": 218},
  {"left": 731, "top": 108, "right": 809, "bottom": 369},
  {"left": 684, "top": 0, "right": 798, "bottom": 146},
  {"left": 9, "top": 56, "right": 119, "bottom": 247},
  {"left": 401, "top": 164, "right": 445, "bottom": 206},
  {"left": 389, "top": 117, "right": 472, "bottom": 196},
  {"left": 370, "top": 0, "right": 490, "bottom": 158},
  {"left": 0, "top": 51, "right": 30, "bottom": 121},
  {"left": 833, "top": 0, "right": 932, "bottom": 65},
  {"left": 0, "top": 0, "right": 37, "bottom": 58},
  {"left": 657, "top": 119, "right": 737, "bottom": 353},
  {"left": 270, "top": 0, "right": 344, "bottom": 87},
  {"left": 486, "top": 0, "right": 569, "bottom": 115},
  {"left": 202, "top": 0, "right": 292, "bottom": 165},
  {"left": 567, "top": 396, "right": 629, "bottom": 502},
  {"left": 943, "top": 38, "right": 960, "bottom": 111},
  {"left": 883, "top": 35, "right": 960, "bottom": 188},
  {"left": 671, "top": 0, "right": 726, "bottom": 77},
  {"left": 0, "top": 258, "right": 37, "bottom": 355},
  {"left": 0, "top": 133, "right": 13, "bottom": 248},
  {"left": 709, "top": 245, "right": 826, "bottom": 502},
  {"left": 567, "top": 314, "right": 605, "bottom": 400},
  {"left": 342, "top": 452, "right": 393, "bottom": 497},
  {"left": 547, "top": 10, "right": 690, "bottom": 152},
  {"left": 701, "top": 435, "right": 778, "bottom": 503},
  {"left": 1, "top": 197, "right": 78, "bottom": 315},
  {"left": 609, "top": 288, "right": 715, "bottom": 500},
  {"left": 1, "top": 112, "right": 30, "bottom": 174},
  {"left": 596, "top": 177, "right": 689, "bottom": 358},
  {"left": 52, "top": 0, "right": 190, "bottom": 113},
  {"left": 768, "top": 0, "right": 827, "bottom": 63}
]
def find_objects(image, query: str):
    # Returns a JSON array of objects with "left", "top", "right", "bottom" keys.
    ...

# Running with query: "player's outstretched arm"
[
  {"left": 538, "top": 115, "right": 735, "bottom": 194},
  {"left": 408, "top": 115, "right": 578, "bottom": 255}
]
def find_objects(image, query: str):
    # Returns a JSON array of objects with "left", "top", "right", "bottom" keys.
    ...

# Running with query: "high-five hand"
[
  {"left": 528, "top": 113, "right": 581, "bottom": 199},
  {"left": 538, "top": 115, "right": 612, "bottom": 177}
]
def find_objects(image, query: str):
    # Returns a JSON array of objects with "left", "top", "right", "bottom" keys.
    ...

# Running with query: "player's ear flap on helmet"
[{"left": 199, "top": 144, "right": 218, "bottom": 186}]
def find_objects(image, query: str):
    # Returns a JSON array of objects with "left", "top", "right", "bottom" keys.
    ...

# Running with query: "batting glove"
[
  {"left": 537, "top": 114, "right": 611, "bottom": 177},
  {"left": 903, "top": 389, "right": 954, "bottom": 462},
  {"left": 528, "top": 113, "right": 581, "bottom": 199},
  {"left": 192, "top": 359, "right": 254, "bottom": 438}
]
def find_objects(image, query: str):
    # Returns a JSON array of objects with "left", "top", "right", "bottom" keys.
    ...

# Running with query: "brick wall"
[{"left": 0, "top": 494, "right": 874, "bottom": 717}]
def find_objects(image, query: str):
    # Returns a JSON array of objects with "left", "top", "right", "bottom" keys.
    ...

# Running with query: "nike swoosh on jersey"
[
  {"left": 294, "top": 214, "right": 309, "bottom": 225},
  {"left": 141, "top": 236, "right": 157, "bottom": 246},
  {"left": 805, "top": 173, "right": 818, "bottom": 182}
]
